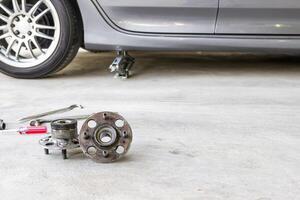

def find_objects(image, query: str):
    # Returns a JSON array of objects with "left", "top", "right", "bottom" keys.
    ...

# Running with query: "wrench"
[{"left": 19, "top": 105, "right": 84, "bottom": 123}]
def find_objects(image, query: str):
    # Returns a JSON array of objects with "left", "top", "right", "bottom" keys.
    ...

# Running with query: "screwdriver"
[{"left": 0, "top": 126, "right": 48, "bottom": 135}]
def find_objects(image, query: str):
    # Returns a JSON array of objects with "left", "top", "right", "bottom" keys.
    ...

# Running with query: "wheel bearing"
[
  {"left": 79, "top": 112, "right": 133, "bottom": 163},
  {"left": 39, "top": 119, "right": 79, "bottom": 159}
]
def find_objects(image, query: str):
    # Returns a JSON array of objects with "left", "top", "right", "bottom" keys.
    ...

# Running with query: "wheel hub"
[
  {"left": 79, "top": 112, "right": 133, "bottom": 163},
  {"left": 11, "top": 14, "right": 34, "bottom": 39}
]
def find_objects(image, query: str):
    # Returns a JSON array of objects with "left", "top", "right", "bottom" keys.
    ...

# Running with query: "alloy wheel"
[{"left": 0, "top": 0, "right": 60, "bottom": 68}]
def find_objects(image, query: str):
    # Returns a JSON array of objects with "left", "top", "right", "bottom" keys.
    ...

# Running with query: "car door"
[
  {"left": 216, "top": 0, "right": 300, "bottom": 34},
  {"left": 96, "top": 0, "right": 219, "bottom": 34}
]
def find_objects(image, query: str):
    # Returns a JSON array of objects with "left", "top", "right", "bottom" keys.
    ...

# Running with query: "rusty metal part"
[
  {"left": 19, "top": 104, "right": 84, "bottom": 123},
  {"left": 39, "top": 119, "right": 80, "bottom": 159},
  {"left": 0, "top": 119, "right": 6, "bottom": 130},
  {"left": 51, "top": 119, "right": 78, "bottom": 139},
  {"left": 29, "top": 114, "right": 91, "bottom": 126},
  {"left": 79, "top": 112, "right": 133, "bottom": 163}
]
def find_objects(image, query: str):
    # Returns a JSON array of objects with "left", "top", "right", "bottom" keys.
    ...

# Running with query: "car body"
[
  {"left": 80, "top": 0, "right": 300, "bottom": 53},
  {"left": 0, "top": 0, "right": 299, "bottom": 78}
]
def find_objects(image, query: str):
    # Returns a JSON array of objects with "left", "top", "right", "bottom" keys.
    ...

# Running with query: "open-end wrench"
[
  {"left": 29, "top": 114, "right": 92, "bottom": 126},
  {"left": 19, "top": 105, "right": 84, "bottom": 123}
]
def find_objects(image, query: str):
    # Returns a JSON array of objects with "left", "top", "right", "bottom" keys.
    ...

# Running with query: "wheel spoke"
[
  {"left": 15, "top": 41, "right": 23, "bottom": 60},
  {"left": 21, "top": 0, "right": 26, "bottom": 12},
  {"left": 35, "top": 24, "right": 56, "bottom": 30},
  {"left": 0, "top": 3, "right": 13, "bottom": 16},
  {"left": 0, "top": 0, "right": 60, "bottom": 68},
  {"left": 35, "top": 32, "right": 54, "bottom": 40},
  {"left": 28, "top": 0, "right": 43, "bottom": 16},
  {"left": 5, "top": 39, "right": 16, "bottom": 56},
  {"left": 32, "top": 37, "right": 44, "bottom": 54},
  {"left": 0, "top": 25, "right": 7, "bottom": 30},
  {"left": 12, "top": 0, "right": 21, "bottom": 13},
  {"left": 25, "top": 40, "right": 35, "bottom": 58},
  {"left": 34, "top": 8, "right": 50, "bottom": 21},
  {"left": 0, "top": 14, "right": 8, "bottom": 23},
  {"left": 0, "top": 32, "right": 10, "bottom": 40}
]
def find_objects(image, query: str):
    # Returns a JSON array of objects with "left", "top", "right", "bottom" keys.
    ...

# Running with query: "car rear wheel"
[{"left": 0, "top": 0, "right": 81, "bottom": 78}]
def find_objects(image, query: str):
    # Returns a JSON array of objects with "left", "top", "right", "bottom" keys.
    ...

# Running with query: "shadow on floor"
[{"left": 51, "top": 51, "right": 300, "bottom": 79}]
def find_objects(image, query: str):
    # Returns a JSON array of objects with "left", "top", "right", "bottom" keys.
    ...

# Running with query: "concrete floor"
[{"left": 0, "top": 51, "right": 300, "bottom": 200}]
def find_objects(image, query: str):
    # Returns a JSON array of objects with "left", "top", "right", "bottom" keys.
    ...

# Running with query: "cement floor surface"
[{"left": 0, "top": 51, "right": 299, "bottom": 200}]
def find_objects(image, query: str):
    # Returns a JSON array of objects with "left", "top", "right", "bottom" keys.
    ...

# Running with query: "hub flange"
[{"left": 79, "top": 112, "right": 133, "bottom": 163}]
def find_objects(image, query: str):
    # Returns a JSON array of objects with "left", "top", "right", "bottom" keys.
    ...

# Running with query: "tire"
[{"left": 0, "top": 0, "right": 82, "bottom": 78}]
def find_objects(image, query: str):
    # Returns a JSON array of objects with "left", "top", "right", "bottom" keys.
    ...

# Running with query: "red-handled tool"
[{"left": 0, "top": 126, "right": 48, "bottom": 135}]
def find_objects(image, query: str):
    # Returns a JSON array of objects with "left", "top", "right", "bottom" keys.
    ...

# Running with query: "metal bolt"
[
  {"left": 27, "top": 31, "right": 32, "bottom": 36},
  {"left": 62, "top": 149, "right": 67, "bottom": 160},
  {"left": 83, "top": 132, "right": 90, "bottom": 140},
  {"left": 44, "top": 149, "right": 49, "bottom": 155},
  {"left": 102, "top": 151, "right": 109, "bottom": 157},
  {"left": 15, "top": 30, "right": 20, "bottom": 35},
  {"left": 28, "top": 18, "right": 32, "bottom": 23},
  {"left": 123, "top": 131, "right": 128, "bottom": 138},
  {"left": 103, "top": 113, "right": 108, "bottom": 120},
  {"left": 11, "top": 24, "right": 15, "bottom": 28},
  {"left": 0, "top": 119, "right": 6, "bottom": 130},
  {"left": 22, "top": 35, "right": 25, "bottom": 39},
  {"left": 15, "top": 17, "right": 20, "bottom": 22}
]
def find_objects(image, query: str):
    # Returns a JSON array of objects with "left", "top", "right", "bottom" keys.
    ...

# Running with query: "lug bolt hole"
[
  {"left": 115, "top": 119, "right": 125, "bottom": 128},
  {"left": 87, "top": 146, "right": 97, "bottom": 155}
]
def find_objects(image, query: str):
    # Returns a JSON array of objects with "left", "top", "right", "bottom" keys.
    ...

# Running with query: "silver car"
[{"left": 0, "top": 0, "right": 299, "bottom": 78}]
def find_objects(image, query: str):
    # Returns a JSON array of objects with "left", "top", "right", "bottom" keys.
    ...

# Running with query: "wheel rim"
[{"left": 0, "top": 0, "right": 60, "bottom": 68}]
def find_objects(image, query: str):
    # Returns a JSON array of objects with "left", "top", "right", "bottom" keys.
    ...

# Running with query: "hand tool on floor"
[
  {"left": 0, "top": 126, "right": 48, "bottom": 135},
  {"left": 19, "top": 104, "right": 84, "bottom": 123}
]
